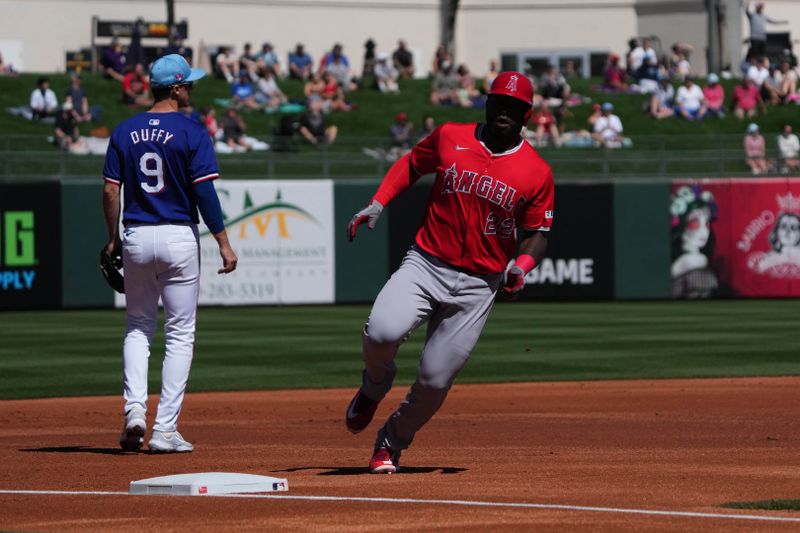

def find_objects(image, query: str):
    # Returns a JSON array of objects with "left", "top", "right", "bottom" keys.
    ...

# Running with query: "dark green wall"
[
  {"left": 613, "top": 182, "right": 671, "bottom": 299},
  {"left": 61, "top": 181, "right": 114, "bottom": 307},
  {"left": 334, "top": 180, "right": 389, "bottom": 303},
  {"left": 47, "top": 179, "right": 676, "bottom": 307}
]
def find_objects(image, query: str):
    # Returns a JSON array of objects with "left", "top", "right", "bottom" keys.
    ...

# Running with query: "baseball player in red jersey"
[{"left": 346, "top": 72, "right": 554, "bottom": 473}]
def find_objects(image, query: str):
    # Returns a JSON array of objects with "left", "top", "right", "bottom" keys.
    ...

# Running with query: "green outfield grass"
[{"left": 1, "top": 300, "right": 798, "bottom": 400}]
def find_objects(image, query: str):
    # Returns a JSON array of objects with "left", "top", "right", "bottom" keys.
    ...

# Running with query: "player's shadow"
[
  {"left": 20, "top": 446, "right": 135, "bottom": 456},
  {"left": 273, "top": 466, "right": 467, "bottom": 476}
]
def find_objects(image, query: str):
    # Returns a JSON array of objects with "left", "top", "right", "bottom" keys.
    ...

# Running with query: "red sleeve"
[
  {"left": 372, "top": 153, "right": 417, "bottom": 206},
  {"left": 371, "top": 125, "right": 442, "bottom": 206},
  {"left": 521, "top": 166, "right": 554, "bottom": 232},
  {"left": 122, "top": 74, "right": 132, "bottom": 93}
]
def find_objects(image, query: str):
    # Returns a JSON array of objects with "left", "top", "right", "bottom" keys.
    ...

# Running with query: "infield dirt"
[{"left": 1, "top": 378, "right": 799, "bottom": 531}]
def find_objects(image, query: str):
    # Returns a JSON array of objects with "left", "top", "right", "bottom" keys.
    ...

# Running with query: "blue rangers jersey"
[{"left": 102, "top": 112, "right": 219, "bottom": 225}]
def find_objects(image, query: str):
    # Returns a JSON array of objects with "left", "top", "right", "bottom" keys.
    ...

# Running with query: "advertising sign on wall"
[
  {"left": 516, "top": 183, "right": 615, "bottom": 300},
  {"left": 0, "top": 183, "right": 62, "bottom": 310},
  {"left": 671, "top": 178, "right": 800, "bottom": 298},
  {"left": 115, "top": 180, "right": 335, "bottom": 307}
]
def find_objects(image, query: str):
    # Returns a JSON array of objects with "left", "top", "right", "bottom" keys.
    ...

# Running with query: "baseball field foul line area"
[
  {"left": 2, "top": 489, "right": 800, "bottom": 525},
  {"left": 2, "top": 380, "right": 800, "bottom": 531}
]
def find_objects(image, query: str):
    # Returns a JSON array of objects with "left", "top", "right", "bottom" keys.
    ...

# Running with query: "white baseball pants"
[
  {"left": 121, "top": 223, "right": 200, "bottom": 432},
  {"left": 362, "top": 246, "right": 502, "bottom": 451}
]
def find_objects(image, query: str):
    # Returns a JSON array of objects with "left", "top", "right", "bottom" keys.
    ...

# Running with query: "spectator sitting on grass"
[
  {"left": 255, "top": 67, "right": 288, "bottom": 111},
  {"left": 430, "top": 62, "right": 459, "bottom": 106},
  {"left": 649, "top": 77, "right": 675, "bottom": 119},
  {"left": 744, "top": 122, "right": 769, "bottom": 175},
  {"left": 239, "top": 43, "right": 259, "bottom": 80},
  {"left": 703, "top": 73, "right": 725, "bottom": 118},
  {"left": 30, "top": 76, "right": 58, "bottom": 121},
  {"left": 101, "top": 38, "right": 126, "bottom": 82},
  {"left": 629, "top": 38, "right": 657, "bottom": 81},
  {"left": 299, "top": 97, "right": 337, "bottom": 146},
  {"left": 674, "top": 77, "right": 706, "bottom": 120},
  {"left": 320, "top": 71, "right": 352, "bottom": 112},
  {"left": 255, "top": 42, "right": 282, "bottom": 78},
  {"left": 592, "top": 102, "right": 624, "bottom": 148},
  {"left": 64, "top": 74, "right": 92, "bottom": 123},
  {"left": 539, "top": 64, "right": 570, "bottom": 106},
  {"left": 417, "top": 114, "right": 435, "bottom": 141},
  {"left": 392, "top": 39, "right": 415, "bottom": 79},
  {"left": 304, "top": 71, "right": 325, "bottom": 101},
  {"left": 222, "top": 107, "right": 251, "bottom": 152},
  {"left": 230, "top": 70, "right": 261, "bottom": 110},
  {"left": 778, "top": 125, "right": 800, "bottom": 174},
  {"left": 289, "top": 43, "right": 313, "bottom": 80},
  {"left": 587, "top": 103, "right": 603, "bottom": 127},
  {"left": 362, "top": 38, "right": 377, "bottom": 77},
  {"left": 747, "top": 57, "right": 780, "bottom": 105},
  {"left": 774, "top": 61, "right": 799, "bottom": 103},
  {"left": 164, "top": 34, "right": 193, "bottom": 64},
  {"left": 483, "top": 58, "right": 500, "bottom": 94},
  {"left": 122, "top": 64, "right": 154, "bottom": 108},
  {"left": 455, "top": 64, "right": 481, "bottom": 107},
  {"left": 529, "top": 104, "right": 560, "bottom": 148},
  {"left": 203, "top": 107, "right": 221, "bottom": 140},
  {"left": 374, "top": 52, "right": 400, "bottom": 93},
  {"left": 430, "top": 44, "right": 451, "bottom": 76},
  {"left": 325, "top": 54, "right": 357, "bottom": 92},
  {"left": 390, "top": 112, "right": 413, "bottom": 149},
  {"left": 53, "top": 102, "right": 81, "bottom": 150},
  {"left": 669, "top": 43, "right": 693, "bottom": 82},
  {"left": 603, "top": 54, "right": 628, "bottom": 92},
  {"left": 319, "top": 43, "right": 349, "bottom": 73},
  {"left": 215, "top": 46, "right": 239, "bottom": 83},
  {"left": 731, "top": 77, "right": 765, "bottom": 119}
]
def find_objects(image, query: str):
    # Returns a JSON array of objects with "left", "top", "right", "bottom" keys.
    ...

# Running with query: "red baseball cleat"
[
  {"left": 369, "top": 447, "right": 401, "bottom": 474},
  {"left": 345, "top": 388, "right": 380, "bottom": 434}
]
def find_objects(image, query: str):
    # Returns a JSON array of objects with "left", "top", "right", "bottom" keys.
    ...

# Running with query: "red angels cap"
[{"left": 489, "top": 71, "right": 533, "bottom": 106}]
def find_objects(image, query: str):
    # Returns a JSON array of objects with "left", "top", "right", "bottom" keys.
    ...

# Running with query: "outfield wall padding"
[
  {"left": 333, "top": 181, "right": 389, "bottom": 303},
  {"left": 613, "top": 182, "right": 671, "bottom": 299},
  {"left": 61, "top": 182, "right": 114, "bottom": 308}
]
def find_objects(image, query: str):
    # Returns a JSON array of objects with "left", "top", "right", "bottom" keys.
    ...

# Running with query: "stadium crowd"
[{"left": 5, "top": 15, "right": 799, "bottom": 175}]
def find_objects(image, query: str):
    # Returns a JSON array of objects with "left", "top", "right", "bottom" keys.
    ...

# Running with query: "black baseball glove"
[{"left": 99, "top": 247, "right": 125, "bottom": 294}]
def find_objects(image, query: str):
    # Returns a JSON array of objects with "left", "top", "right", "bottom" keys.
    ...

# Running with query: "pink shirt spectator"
[
  {"left": 733, "top": 84, "right": 759, "bottom": 110},
  {"left": 744, "top": 134, "right": 765, "bottom": 158},
  {"left": 703, "top": 84, "right": 725, "bottom": 110}
]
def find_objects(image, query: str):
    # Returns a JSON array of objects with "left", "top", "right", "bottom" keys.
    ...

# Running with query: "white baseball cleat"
[
  {"left": 120, "top": 408, "right": 147, "bottom": 451},
  {"left": 148, "top": 430, "right": 194, "bottom": 453}
]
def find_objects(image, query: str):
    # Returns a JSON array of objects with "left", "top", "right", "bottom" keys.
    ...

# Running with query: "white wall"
[
  {"left": 2, "top": 0, "right": 798, "bottom": 76},
  {"left": 0, "top": 0, "right": 441, "bottom": 75},
  {"left": 455, "top": 0, "right": 638, "bottom": 78}
]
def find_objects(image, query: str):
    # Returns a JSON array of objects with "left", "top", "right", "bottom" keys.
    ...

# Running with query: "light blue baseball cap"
[{"left": 150, "top": 54, "right": 205, "bottom": 88}]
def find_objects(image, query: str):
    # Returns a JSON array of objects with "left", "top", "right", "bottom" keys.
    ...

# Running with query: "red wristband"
[{"left": 513, "top": 254, "right": 537, "bottom": 274}]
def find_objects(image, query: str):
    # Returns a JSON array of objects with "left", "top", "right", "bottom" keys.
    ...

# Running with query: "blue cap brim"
[{"left": 186, "top": 68, "right": 205, "bottom": 83}]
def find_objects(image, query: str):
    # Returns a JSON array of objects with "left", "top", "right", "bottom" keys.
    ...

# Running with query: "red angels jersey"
[{"left": 407, "top": 122, "right": 554, "bottom": 275}]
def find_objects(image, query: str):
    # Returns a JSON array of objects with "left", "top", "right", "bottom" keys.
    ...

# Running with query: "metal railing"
[{"left": 0, "top": 134, "right": 792, "bottom": 181}]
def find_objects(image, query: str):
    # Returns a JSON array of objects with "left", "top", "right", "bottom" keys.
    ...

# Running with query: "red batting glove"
[
  {"left": 502, "top": 266, "right": 526, "bottom": 295},
  {"left": 347, "top": 200, "right": 383, "bottom": 242}
]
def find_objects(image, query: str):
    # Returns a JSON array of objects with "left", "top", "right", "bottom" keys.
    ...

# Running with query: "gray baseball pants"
[{"left": 361, "top": 246, "right": 502, "bottom": 451}]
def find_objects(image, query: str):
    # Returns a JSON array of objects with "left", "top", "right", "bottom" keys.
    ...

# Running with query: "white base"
[{"left": 129, "top": 472, "right": 289, "bottom": 496}]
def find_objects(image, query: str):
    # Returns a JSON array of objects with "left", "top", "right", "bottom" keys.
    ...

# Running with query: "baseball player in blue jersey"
[{"left": 102, "top": 54, "right": 238, "bottom": 453}]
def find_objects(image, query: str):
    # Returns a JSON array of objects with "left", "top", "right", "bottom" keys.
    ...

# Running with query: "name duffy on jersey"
[
  {"left": 440, "top": 162, "right": 523, "bottom": 212},
  {"left": 129, "top": 128, "right": 175, "bottom": 145}
]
